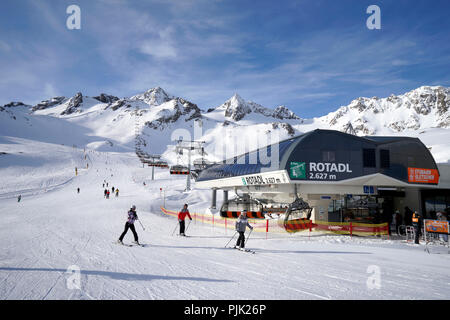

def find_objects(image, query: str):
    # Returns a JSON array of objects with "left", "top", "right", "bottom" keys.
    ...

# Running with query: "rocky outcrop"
[
  {"left": 272, "top": 106, "right": 300, "bottom": 120},
  {"left": 144, "top": 98, "right": 202, "bottom": 130},
  {"left": 94, "top": 93, "right": 119, "bottom": 104},
  {"left": 271, "top": 122, "right": 296, "bottom": 136},
  {"left": 32, "top": 97, "right": 66, "bottom": 112},
  {"left": 61, "top": 92, "right": 83, "bottom": 115}
]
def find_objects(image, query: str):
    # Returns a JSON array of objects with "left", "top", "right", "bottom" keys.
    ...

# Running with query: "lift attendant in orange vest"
[{"left": 412, "top": 211, "right": 422, "bottom": 244}]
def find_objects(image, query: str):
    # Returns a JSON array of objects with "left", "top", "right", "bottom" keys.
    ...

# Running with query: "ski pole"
[
  {"left": 245, "top": 228, "right": 253, "bottom": 247},
  {"left": 224, "top": 232, "right": 237, "bottom": 248},
  {"left": 185, "top": 219, "right": 192, "bottom": 233},
  {"left": 138, "top": 219, "right": 145, "bottom": 231},
  {"left": 171, "top": 220, "right": 179, "bottom": 236}
]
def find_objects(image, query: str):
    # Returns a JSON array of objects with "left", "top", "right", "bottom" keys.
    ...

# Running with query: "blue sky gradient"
[{"left": 0, "top": 0, "right": 449, "bottom": 117}]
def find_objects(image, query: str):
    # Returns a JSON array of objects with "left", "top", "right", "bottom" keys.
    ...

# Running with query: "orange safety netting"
[{"left": 160, "top": 207, "right": 389, "bottom": 236}]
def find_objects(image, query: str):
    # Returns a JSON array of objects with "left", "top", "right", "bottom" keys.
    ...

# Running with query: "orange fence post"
[
  {"left": 350, "top": 222, "right": 353, "bottom": 238},
  {"left": 266, "top": 220, "right": 269, "bottom": 239}
]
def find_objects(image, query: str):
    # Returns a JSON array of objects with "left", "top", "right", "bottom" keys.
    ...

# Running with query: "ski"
[
  {"left": 228, "top": 246, "right": 256, "bottom": 254},
  {"left": 132, "top": 243, "right": 148, "bottom": 247},
  {"left": 114, "top": 241, "right": 132, "bottom": 247},
  {"left": 114, "top": 241, "right": 147, "bottom": 247}
]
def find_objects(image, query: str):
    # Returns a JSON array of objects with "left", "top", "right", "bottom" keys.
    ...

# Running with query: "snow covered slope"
[
  {"left": 0, "top": 140, "right": 449, "bottom": 300},
  {"left": 1, "top": 86, "right": 450, "bottom": 300}
]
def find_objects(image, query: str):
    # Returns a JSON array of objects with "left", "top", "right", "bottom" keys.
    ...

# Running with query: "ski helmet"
[{"left": 132, "top": 205, "right": 136, "bottom": 210}]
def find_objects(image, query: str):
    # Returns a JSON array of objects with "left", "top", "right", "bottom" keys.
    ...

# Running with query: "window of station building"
[
  {"left": 424, "top": 194, "right": 450, "bottom": 219},
  {"left": 380, "top": 149, "right": 390, "bottom": 168},
  {"left": 322, "top": 150, "right": 336, "bottom": 162},
  {"left": 363, "top": 148, "right": 376, "bottom": 167}
]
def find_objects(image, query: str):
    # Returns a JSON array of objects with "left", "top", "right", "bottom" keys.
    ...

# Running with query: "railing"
[{"left": 160, "top": 207, "right": 389, "bottom": 237}]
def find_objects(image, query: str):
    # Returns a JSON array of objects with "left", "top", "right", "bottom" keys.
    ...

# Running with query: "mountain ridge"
[{"left": 1, "top": 85, "right": 449, "bottom": 163}]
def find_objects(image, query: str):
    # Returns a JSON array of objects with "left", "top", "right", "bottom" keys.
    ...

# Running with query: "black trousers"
[
  {"left": 236, "top": 231, "right": 245, "bottom": 248},
  {"left": 119, "top": 222, "right": 138, "bottom": 242},
  {"left": 179, "top": 220, "right": 185, "bottom": 234},
  {"left": 413, "top": 225, "right": 420, "bottom": 244}
]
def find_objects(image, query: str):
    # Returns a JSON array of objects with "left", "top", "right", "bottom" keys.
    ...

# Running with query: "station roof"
[{"left": 196, "top": 129, "right": 439, "bottom": 186}]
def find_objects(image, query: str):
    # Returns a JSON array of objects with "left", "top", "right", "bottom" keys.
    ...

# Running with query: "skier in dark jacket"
[
  {"left": 235, "top": 210, "right": 253, "bottom": 250},
  {"left": 178, "top": 204, "right": 192, "bottom": 236},
  {"left": 118, "top": 205, "right": 140, "bottom": 245}
]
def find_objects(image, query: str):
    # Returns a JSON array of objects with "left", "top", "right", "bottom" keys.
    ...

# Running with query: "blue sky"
[{"left": 0, "top": 0, "right": 449, "bottom": 117}]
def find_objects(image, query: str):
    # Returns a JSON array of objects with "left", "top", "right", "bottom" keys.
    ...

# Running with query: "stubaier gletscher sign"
[{"left": 408, "top": 167, "right": 439, "bottom": 184}]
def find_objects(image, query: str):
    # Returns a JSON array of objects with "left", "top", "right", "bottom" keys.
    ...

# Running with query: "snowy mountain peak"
[
  {"left": 130, "top": 87, "right": 173, "bottom": 106},
  {"left": 217, "top": 94, "right": 300, "bottom": 122},
  {"left": 223, "top": 94, "right": 252, "bottom": 121},
  {"left": 322, "top": 86, "right": 450, "bottom": 135}
]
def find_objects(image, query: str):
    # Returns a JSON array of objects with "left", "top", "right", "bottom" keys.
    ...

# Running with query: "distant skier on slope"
[
  {"left": 115, "top": 189, "right": 119, "bottom": 197},
  {"left": 17, "top": 195, "right": 21, "bottom": 203},
  {"left": 234, "top": 210, "right": 253, "bottom": 250},
  {"left": 77, "top": 187, "right": 80, "bottom": 194},
  {"left": 178, "top": 204, "right": 192, "bottom": 236},
  {"left": 117, "top": 205, "right": 140, "bottom": 245}
]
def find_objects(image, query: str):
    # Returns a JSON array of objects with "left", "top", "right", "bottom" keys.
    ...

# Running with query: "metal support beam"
[{"left": 211, "top": 189, "right": 217, "bottom": 209}]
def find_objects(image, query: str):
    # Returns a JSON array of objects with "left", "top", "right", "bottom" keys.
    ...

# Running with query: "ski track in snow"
[{"left": 0, "top": 141, "right": 449, "bottom": 300}]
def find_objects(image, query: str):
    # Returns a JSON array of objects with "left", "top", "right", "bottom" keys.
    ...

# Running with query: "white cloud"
[{"left": 139, "top": 41, "right": 177, "bottom": 59}]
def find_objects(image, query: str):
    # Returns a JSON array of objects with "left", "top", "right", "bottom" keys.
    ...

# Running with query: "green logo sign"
[
  {"left": 242, "top": 177, "right": 247, "bottom": 185},
  {"left": 290, "top": 162, "right": 306, "bottom": 179}
]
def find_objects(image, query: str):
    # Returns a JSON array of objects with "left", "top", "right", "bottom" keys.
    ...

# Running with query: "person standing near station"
[
  {"left": 178, "top": 204, "right": 192, "bottom": 236},
  {"left": 436, "top": 211, "right": 448, "bottom": 243},
  {"left": 234, "top": 210, "right": 253, "bottom": 250},
  {"left": 391, "top": 210, "right": 401, "bottom": 235},
  {"left": 412, "top": 211, "right": 422, "bottom": 244}
]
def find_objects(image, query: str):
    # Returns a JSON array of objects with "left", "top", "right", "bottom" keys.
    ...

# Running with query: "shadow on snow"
[{"left": 0, "top": 267, "right": 233, "bottom": 283}]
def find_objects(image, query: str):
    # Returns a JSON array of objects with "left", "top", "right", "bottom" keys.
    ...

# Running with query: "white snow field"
[{"left": 0, "top": 140, "right": 449, "bottom": 300}]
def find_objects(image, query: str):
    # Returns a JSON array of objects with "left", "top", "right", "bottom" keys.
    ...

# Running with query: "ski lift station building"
[{"left": 195, "top": 129, "right": 450, "bottom": 224}]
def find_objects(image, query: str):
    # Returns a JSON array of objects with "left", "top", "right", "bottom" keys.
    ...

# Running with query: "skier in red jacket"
[{"left": 178, "top": 204, "right": 192, "bottom": 236}]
